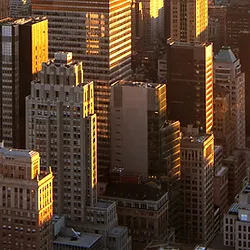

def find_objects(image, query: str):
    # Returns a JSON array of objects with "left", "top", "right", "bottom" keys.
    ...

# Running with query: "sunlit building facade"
[
  {"left": 32, "top": 0, "right": 132, "bottom": 178},
  {"left": 170, "top": 0, "right": 208, "bottom": 43},
  {"left": 26, "top": 52, "right": 97, "bottom": 222},
  {"left": 180, "top": 133, "right": 214, "bottom": 245},
  {"left": 167, "top": 42, "right": 213, "bottom": 134},
  {"left": 0, "top": 17, "right": 48, "bottom": 149},
  {"left": 0, "top": 143, "right": 53, "bottom": 250}
]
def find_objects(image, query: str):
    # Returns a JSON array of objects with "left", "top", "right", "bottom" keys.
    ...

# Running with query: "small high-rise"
[
  {"left": 26, "top": 52, "right": 97, "bottom": 221},
  {"left": 110, "top": 81, "right": 166, "bottom": 179},
  {"left": 0, "top": 143, "right": 53, "bottom": 250},
  {"left": 214, "top": 46, "right": 246, "bottom": 149},
  {"left": 170, "top": 0, "right": 208, "bottom": 43},
  {"left": 0, "top": 17, "right": 48, "bottom": 149},
  {"left": 180, "top": 133, "right": 214, "bottom": 245},
  {"left": 167, "top": 41, "right": 213, "bottom": 134}
]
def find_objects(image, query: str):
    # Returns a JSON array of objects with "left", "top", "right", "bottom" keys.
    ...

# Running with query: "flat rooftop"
[
  {"left": 94, "top": 200, "right": 114, "bottom": 209},
  {"left": 0, "top": 17, "right": 47, "bottom": 26},
  {"left": 109, "top": 226, "right": 127, "bottom": 237},
  {"left": 102, "top": 183, "right": 166, "bottom": 201},
  {"left": 228, "top": 203, "right": 240, "bottom": 215},
  {"left": 113, "top": 80, "right": 163, "bottom": 89},
  {"left": 0, "top": 145, "right": 39, "bottom": 158},
  {"left": 242, "top": 184, "right": 250, "bottom": 194},
  {"left": 53, "top": 233, "right": 102, "bottom": 248},
  {"left": 181, "top": 134, "right": 211, "bottom": 145}
]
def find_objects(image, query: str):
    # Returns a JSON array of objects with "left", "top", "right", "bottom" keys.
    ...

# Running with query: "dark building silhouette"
[
  {"left": 166, "top": 41, "right": 213, "bottom": 133},
  {"left": 239, "top": 31, "right": 250, "bottom": 145},
  {"left": 226, "top": 0, "right": 250, "bottom": 50}
]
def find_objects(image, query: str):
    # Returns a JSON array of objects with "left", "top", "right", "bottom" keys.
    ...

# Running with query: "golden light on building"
[{"left": 0, "top": 143, "right": 53, "bottom": 249}]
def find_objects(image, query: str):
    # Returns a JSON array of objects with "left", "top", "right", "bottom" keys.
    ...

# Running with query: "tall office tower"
[
  {"left": 226, "top": 0, "right": 250, "bottom": 50},
  {"left": 213, "top": 85, "right": 234, "bottom": 157},
  {"left": 239, "top": 32, "right": 250, "bottom": 146},
  {"left": 32, "top": 0, "right": 132, "bottom": 178},
  {"left": 208, "top": 5, "right": 227, "bottom": 52},
  {"left": 214, "top": 46, "right": 246, "bottom": 149},
  {"left": 0, "top": 143, "right": 53, "bottom": 249},
  {"left": 131, "top": 0, "right": 164, "bottom": 50},
  {"left": 170, "top": 0, "right": 208, "bottom": 43},
  {"left": 26, "top": 52, "right": 97, "bottom": 222},
  {"left": 0, "top": 17, "right": 48, "bottom": 149},
  {"left": 167, "top": 41, "right": 213, "bottom": 134},
  {"left": 180, "top": 133, "right": 214, "bottom": 245},
  {"left": 0, "top": 0, "right": 8, "bottom": 18},
  {"left": 110, "top": 81, "right": 166, "bottom": 180},
  {"left": 9, "top": 0, "right": 31, "bottom": 17}
]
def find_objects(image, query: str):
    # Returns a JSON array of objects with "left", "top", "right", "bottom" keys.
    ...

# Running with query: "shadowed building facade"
[{"left": 167, "top": 41, "right": 213, "bottom": 134}]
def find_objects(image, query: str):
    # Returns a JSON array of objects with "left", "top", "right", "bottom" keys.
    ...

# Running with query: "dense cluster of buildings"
[{"left": 0, "top": 0, "right": 250, "bottom": 250}]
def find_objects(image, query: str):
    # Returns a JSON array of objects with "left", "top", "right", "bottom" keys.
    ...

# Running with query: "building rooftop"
[
  {"left": 0, "top": 16, "right": 47, "bottom": 26},
  {"left": 241, "top": 184, "right": 250, "bottom": 194},
  {"left": 181, "top": 134, "right": 211, "bottom": 145},
  {"left": 53, "top": 232, "right": 102, "bottom": 248},
  {"left": 108, "top": 226, "right": 127, "bottom": 237},
  {"left": 113, "top": 80, "right": 163, "bottom": 89},
  {"left": 0, "top": 143, "right": 38, "bottom": 158},
  {"left": 94, "top": 200, "right": 114, "bottom": 209},
  {"left": 215, "top": 46, "right": 237, "bottom": 63},
  {"left": 215, "top": 165, "right": 227, "bottom": 177},
  {"left": 102, "top": 183, "right": 167, "bottom": 201},
  {"left": 228, "top": 203, "right": 240, "bottom": 215}
]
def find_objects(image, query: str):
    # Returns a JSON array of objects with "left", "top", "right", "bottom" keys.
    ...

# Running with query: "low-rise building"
[
  {"left": 224, "top": 184, "right": 250, "bottom": 249},
  {"left": 101, "top": 183, "right": 169, "bottom": 250}
]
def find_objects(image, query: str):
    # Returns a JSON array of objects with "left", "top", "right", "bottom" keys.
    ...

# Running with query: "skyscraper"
[
  {"left": 0, "top": 17, "right": 48, "bottom": 149},
  {"left": 167, "top": 41, "right": 213, "bottom": 134},
  {"left": 0, "top": 0, "right": 8, "bottom": 18},
  {"left": 180, "top": 133, "right": 214, "bottom": 245},
  {"left": 170, "top": 0, "right": 208, "bottom": 43},
  {"left": 26, "top": 52, "right": 97, "bottom": 221},
  {"left": 32, "top": 0, "right": 132, "bottom": 177},
  {"left": 0, "top": 143, "right": 53, "bottom": 250},
  {"left": 214, "top": 46, "right": 246, "bottom": 149}
]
